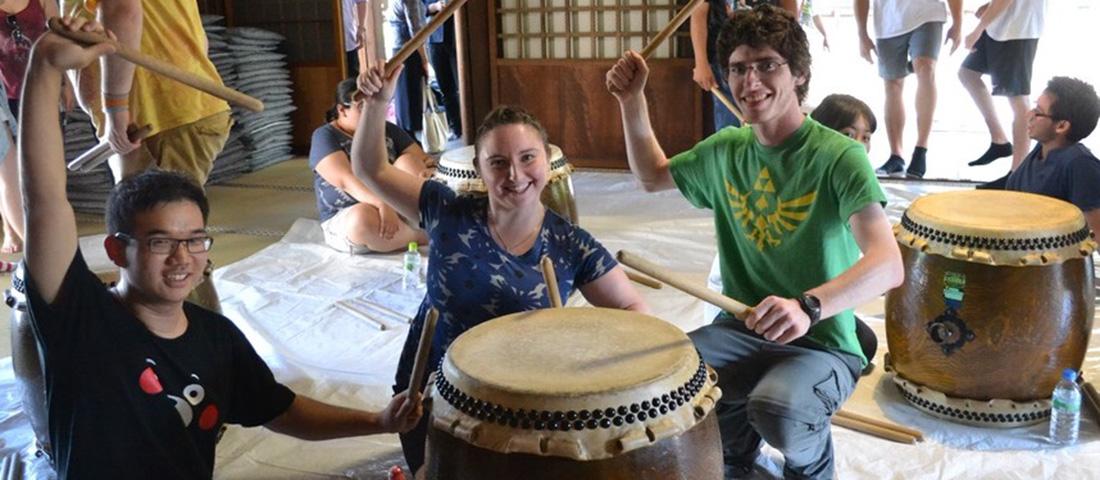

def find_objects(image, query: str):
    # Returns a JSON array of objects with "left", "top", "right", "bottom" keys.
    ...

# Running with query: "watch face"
[
  {"left": 805, "top": 294, "right": 820, "bottom": 309},
  {"left": 801, "top": 294, "right": 821, "bottom": 321}
]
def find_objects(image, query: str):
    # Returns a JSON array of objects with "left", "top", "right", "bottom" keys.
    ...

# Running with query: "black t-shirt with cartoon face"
[{"left": 24, "top": 251, "right": 295, "bottom": 479}]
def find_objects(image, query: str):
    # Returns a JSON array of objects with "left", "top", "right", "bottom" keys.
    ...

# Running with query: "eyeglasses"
[
  {"left": 6, "top": 16, "right": 30, "bottom": 50},
  {"left": 1031, "top": 108, "right": 1059, "bottom": 121},
  {"left": 728, "top": 59, "right": 789, "bottom": 79},
  {"left": 114, "top": 233, "right": 214, "bottom": 254}
]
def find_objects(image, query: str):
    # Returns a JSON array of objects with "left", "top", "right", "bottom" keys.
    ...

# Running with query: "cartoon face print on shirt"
[{"left": 138, "top": 358, "right": 220, "bottom": 431}]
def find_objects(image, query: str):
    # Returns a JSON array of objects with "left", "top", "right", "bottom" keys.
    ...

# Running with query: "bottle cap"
[
  {"left": 408, "top": 242, "right": 418, "bottom": 252},
  {"left": 1063, "top": 368, "right": 1078, "bottom": 381}
]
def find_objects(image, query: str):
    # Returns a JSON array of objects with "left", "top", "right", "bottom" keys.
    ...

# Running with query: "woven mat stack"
[{"left": 227, "top": 26, "right": 296, "bottom": 173}]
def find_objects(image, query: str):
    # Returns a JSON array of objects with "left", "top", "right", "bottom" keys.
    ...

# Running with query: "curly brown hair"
[{"left": 716, "top": 4, "right": 811, "bottom": 104}]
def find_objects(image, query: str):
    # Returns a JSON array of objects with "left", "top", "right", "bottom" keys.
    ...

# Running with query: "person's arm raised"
[
  {"left": 350, "top": 65, "right": 425, "bottom": 223},
  {"left": 605, "top": 51, "right": 676, "bottom": 192},
  {"left": 22, "top": 19, "right": 117, "bottom": 303}
]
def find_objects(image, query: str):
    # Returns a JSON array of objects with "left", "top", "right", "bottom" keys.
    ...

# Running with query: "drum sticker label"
[
  {"left": 942, "top": 271, "right": 966, "bottom": 310},
  {"left": 725, "top": 167, "right": 817, "bottom": 251},
  {"left": 926, "top": 271, "right": 975, "bottom": 356}
]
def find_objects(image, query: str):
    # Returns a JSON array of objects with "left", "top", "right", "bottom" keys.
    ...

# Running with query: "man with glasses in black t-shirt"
[{"left": 19, "top": 18, "right": 423, "bottom": 479}]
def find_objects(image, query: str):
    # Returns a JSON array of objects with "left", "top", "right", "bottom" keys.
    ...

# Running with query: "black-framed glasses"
[
  {"left": 114, "top": 233, "right": 214, "bottom": 254},
  {"left": 6, "top": 16, "right": 30, "bottom": 50},
  {"left": 728, "top": 59, "right": 789, "bottom": 79},
  {"left": 1031, "top": 107, "right": 1059, "bottom": 121}
]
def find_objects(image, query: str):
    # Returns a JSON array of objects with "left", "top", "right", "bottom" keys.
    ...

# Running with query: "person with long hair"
[
  {"left": 353, "top": 64, "right": 648, "bottom": 473},
  {"left": 310, "top": 77, "right": 430, "bottom": 254}
]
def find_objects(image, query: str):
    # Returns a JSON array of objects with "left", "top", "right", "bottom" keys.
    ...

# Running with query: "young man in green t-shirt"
[{"left": 606, "top": 5, "right": 903, "bottom": 479}]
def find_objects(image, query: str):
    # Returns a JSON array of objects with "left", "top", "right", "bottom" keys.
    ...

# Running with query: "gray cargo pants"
[{"left": 688, "top": 316, "right": 861, "bottom": 479}]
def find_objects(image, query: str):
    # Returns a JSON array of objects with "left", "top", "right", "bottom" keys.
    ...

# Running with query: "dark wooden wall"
[
  {"left": 200, "top": 0, "right": 345, "bottom": 153},
  {"left": 495, "top": 60, "right": 700, "bottom": 169},
  {"left": 198, "top": 0, "right": 706, "bottom": 167}
]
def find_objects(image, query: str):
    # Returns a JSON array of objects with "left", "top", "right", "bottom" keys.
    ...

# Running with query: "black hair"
[
  {"left": 106, "top": 170, "right": 209, "bottom": 235},
  {"left": 325, "top": 77, "right": 360, "bottom": 123},
  {"left": 811, "top": 94, "right": 877, "bottom": 134},
  {"left": 1045, "top": 76, "right": 1100, "bottom": 143},
  {"left": 716, "top": 4, "right": 811, "bottom": 104}
]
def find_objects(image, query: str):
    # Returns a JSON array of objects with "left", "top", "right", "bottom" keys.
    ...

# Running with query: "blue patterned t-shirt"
[{"left": 394, "top": 180, "right": 618, "bottom": 391}]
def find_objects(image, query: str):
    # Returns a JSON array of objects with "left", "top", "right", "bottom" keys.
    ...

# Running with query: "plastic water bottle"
[
  {"left": 1049, "top": 368, "right": 1081, "bottom": 445},
  {"left": 402, "top": 242, "right": 421, "bottom": 290}
]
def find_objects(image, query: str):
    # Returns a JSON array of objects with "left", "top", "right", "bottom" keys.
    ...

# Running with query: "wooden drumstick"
[
  {"left": 67, "top": 124, "right": 152, "bottom": 172},
  {"left": 356, "top": 0, "right": 386, "bottom": 71},
  {"left": 710, "top": 87, "right": 746, "bottom": 125},
  {"left": 616, "top": 250, "right": 751, "bottom": 319},
  {"left": 831, "top": 414, "right": 918, "bottom": 444},
  {"left": 639, "top": 0, "right": 705, "bottom": 59},
  {"left": 540, "top": 256, "right": 563, "bottom": 308},
  {"left": 624, "top": 269, "right": 662, "bottom": 289},
  {"left": 617, "top": 251, "right": 927, "bottom": 444},
  {"left": 833, "top": 409, "right": 923, "bottom": 442},
  {"left": 47, "top": 17, "right": 265, "bottom": 113},
  {"left": 408, "top": 308, "right": 440, "bottom": 394},
  {"left": 384, "top": 0, "right": 468, "bottom": 77}
]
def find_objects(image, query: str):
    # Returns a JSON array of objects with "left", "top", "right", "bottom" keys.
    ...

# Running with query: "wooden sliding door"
[{"left": 480, "top": 0, "right": 703, "bottom": 168}]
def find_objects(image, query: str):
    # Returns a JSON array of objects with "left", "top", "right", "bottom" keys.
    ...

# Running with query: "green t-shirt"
[{"left": 669, "top": 117, "right": 886, "bottom": 365}]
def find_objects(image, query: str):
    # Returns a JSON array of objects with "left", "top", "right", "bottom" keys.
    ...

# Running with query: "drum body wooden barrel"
[
  {"left": 885, "top": 190, "right": 1096, "bottom": 427},
  {"left": 433, "top": 144, "right": 579, "bottom": 224},
  {"left": 7, "top": 265, "right": 52, "bottom": 457},
  {"left": 425, "top": 308, "right": 723, "bottom": 479}
]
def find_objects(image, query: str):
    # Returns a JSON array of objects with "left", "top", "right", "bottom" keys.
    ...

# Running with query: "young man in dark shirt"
[
  {"left": 20, "top": 18, "right": 422, "bottom": 478},
  {"left": 1004, "top": 76, "right": 1100, "bottom": 238}
]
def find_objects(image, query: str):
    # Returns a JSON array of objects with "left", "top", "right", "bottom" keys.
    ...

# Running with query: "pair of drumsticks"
[{"left": 615, "top": 250, "right": 924, "bottom": 445}]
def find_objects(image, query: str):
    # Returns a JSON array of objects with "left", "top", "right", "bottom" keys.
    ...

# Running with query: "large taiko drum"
[
  {"left": 425, "top": 308, "right": 723, "bottom": 479},
  {"left": 886, "top": 190, "right": 1096, "bottom": 427},
  {"left": 433, "top": 144, "right": 579, "bottom": 224},
  {"left": 6, "top": 264, "right": 52, "bottom": 458}
]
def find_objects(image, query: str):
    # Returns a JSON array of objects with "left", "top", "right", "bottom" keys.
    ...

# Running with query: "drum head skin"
[
  {"left": 449, "top": 308, "right": 694, "bottom": 404},
  {"left": 896, "top": 190, "right": 1096, "bottom": 266},
  {"left": 430, "top": 308, "right": 721, "bottom": 461}
]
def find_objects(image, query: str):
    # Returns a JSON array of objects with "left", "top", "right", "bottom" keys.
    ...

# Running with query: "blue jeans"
[{"left": 710, "top": 62, "right": 741, "bottom": 130}]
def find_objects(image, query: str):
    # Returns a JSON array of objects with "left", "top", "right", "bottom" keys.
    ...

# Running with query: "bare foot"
[{"left": 1, "top": 239, "right": 21, "bottom": 254}]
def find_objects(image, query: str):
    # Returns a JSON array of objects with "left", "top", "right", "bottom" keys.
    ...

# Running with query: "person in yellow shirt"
[
  {"left": 93, "top": 0, "right": 232, "bottom": 186},
  {"left": 73, "top": 0, "right": 233, "bottom": 312}
]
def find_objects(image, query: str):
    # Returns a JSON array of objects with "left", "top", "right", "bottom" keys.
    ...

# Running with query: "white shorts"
[{"left": 321, "top": 207, "right": 373, "bottom": 255}]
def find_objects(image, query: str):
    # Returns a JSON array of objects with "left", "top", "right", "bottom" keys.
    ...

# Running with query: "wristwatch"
[{"left": 797, "top": 293, "right": 822, "bottom": 326}]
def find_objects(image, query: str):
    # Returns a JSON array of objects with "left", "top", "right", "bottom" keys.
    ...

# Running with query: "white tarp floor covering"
[{"left": 1, "top": 171, "right": 1098, "bottom": 479}]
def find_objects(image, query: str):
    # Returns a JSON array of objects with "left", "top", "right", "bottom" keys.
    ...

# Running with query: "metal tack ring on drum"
[
  {"left": 887, "top": 371, "right": 1051, "bottom": 428},
  {"left": 433, "top": 356, "right": 709, "bottom": 432}
]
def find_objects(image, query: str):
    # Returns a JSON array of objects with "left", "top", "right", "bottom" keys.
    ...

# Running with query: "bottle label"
[{"left": 1053, "top": 398, "right": 1079, "bottom": 413}]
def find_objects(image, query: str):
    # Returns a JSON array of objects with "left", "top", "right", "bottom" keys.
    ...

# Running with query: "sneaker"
[
  {"left": 906, "top": 147, "right": 927, "bottom": 179},
  {"left": 724, "top": 461, "right": 755, "bottom": 480},
  {"left": 875, "top": 155, "right": 905, "bottom": 177}
]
